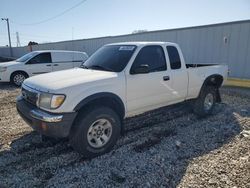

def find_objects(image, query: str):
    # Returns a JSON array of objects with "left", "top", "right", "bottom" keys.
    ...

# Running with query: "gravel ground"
[{"left": 0, "top": 83, "right": 249, "bottom": 188}]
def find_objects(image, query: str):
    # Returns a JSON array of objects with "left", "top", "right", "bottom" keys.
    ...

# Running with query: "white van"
[{"left": 0, "top": 50, "right": 88, "bottom": 86}]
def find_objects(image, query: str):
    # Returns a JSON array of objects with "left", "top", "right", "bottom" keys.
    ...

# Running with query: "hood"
[
  {"left": 0, "top": 61, "right": 21, "bottom": 67},
  {"left": 23, "top": 68, "right": 118, "bottom": 92}
]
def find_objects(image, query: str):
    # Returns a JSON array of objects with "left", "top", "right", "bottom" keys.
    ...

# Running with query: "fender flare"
[
  {"left": 74, "top": 92, "right": 125, "bottom": 118},
  {"left": 199, "top": 74, "right": 224, "bottom": 102}
]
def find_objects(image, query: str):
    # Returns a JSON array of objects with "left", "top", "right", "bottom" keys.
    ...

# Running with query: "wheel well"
[
  {"left": 74, "top": 94, "right": 125, "bottom": 121},
  {"left": 199, "top": 74, "right": 223, "bottom": 102},
  {"left": 70, "top": 95, "right": 125, "bottom": 136},
  {"left": 10, "top": 71, "right": 29, "bottom": 80},
  {"left": 203, "top": 74, "right": 223, "bottom": 88}
]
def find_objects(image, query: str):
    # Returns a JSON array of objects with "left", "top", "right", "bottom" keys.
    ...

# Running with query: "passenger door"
[
  {"left": 25, "top": 52, "right": 52, "bottom": 76},
  {"left": 126, "top": 45, "right": 173, "bottom": 113},
  {"left": 51, "top": 52, "right": 74, "bottom": 72},
  {"left": 166, "top": 46, "right": 188, "bottom": 101}
]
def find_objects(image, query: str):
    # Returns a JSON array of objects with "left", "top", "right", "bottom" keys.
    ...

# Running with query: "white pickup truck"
[{"left": 16, "top": 42, "right": 228, "bottom": 158}]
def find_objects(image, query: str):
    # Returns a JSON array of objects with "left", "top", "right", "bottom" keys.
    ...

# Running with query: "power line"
[{"left": 10, "top": 0, "right": 87, "bottom": 26}]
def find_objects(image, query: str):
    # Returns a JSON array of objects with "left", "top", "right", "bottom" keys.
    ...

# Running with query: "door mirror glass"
[{"left": 131, "top": 64, "right": 149, "bottom": 74}]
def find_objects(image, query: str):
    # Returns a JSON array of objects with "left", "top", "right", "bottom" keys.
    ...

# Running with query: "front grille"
[{"left": 21, "top": 86, "right": 39, "bottom": 106}]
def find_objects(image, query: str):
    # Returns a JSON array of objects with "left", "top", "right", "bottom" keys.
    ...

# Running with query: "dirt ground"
[{"left": 0, "top": 83, "right": 249, "bottom": 188}]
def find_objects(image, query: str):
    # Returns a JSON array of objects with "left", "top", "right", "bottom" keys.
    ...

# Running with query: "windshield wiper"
[{"left": 88, "top": 65, "right": 113, "bottom": 72}]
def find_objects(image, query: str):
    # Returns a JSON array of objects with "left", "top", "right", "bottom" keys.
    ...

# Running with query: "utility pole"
[
  {"left": 1, "top": 18, "right": 13, "bottom": 57},
  {"left": 16, "top": 32, "right": 21, "bottom": 47}
]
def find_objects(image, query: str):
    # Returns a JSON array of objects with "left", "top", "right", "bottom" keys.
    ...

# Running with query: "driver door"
[
  {"left": 126, "top": 45, "right": 173, "bottom": 114},
  {"left": 26, "top": 52, "right": 53, "bottom": 76}
]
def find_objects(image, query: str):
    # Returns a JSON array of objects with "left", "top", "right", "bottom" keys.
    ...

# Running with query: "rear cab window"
[{"left": 166, "top": 46, "right": 181, "bottom": 70}]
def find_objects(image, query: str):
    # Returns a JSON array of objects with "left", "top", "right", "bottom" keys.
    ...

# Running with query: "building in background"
[{"left": 0, "top": 20, "right": 249, "bottom": 79}]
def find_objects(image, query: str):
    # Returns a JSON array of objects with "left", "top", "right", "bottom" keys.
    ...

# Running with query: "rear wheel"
[
  {"left": 69, "top": 106, "right": 121, "bottom": 158},
  {"left": 11, "top": 72, "right": 27, "bottom": 86},
  {"left": 193, "top": 86, "right": 216, "bottom": 117}
]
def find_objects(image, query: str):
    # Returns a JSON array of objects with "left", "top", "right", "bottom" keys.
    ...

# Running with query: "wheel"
[
  {"left": 69, "top": 106, "right": 121, "bottom": 158},
  {"left": 193, "top": 86, "right": 216, "bottom": 117},
  {"left": 11, "top": 72, "right": 27, "bottom": 86}
]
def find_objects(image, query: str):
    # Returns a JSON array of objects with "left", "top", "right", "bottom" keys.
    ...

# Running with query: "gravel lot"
[{"left": 0, "top": 83, "right": 249, "bottom": 188}]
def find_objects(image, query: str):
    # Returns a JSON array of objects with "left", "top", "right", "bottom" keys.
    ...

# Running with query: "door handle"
[
  {"left": 46, "top": 64, "right": 51, "bottom": 66},
  {"left": 53, "top": 64, "right": 59, "bottom": 66},
  {"left": 163, "top": 76, "right": 170, "bottom": 81}
]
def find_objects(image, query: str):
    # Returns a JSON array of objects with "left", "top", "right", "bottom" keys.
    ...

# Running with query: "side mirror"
[{"left": 131, "top": 64, "right": 149, "bottom": 74}]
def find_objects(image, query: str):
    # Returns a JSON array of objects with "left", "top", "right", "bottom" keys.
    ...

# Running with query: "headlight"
[
  {"left": 0, "top": 67, "right": 7, "bottom": 72},
  {"left": 38, "top": 93, "right": 65, "bottom": 109}
]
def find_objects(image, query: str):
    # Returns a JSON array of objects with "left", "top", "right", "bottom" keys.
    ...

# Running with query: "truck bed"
[
  {"left": 186, "top": 63, "right": 228, "bottom": 100},
  {"left": 186, "top": 64, "right": 219, "bottom": 68}
]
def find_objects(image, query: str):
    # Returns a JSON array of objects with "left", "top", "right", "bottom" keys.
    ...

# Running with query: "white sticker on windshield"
[{"left": 119, "top": 46, "right": 135, "bottom": 51}]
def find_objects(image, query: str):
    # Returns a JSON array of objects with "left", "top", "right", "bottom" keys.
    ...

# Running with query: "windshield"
[
  {"left": 82, "top": 45, "right": 137, "bottom": 72},
  {"left": 16, "top": 51, "right": 39, "bottom": 62}
]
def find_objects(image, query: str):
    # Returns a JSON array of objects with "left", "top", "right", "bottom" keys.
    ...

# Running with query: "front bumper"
[
  {"left": 0, "top": 71, "right": 10, "bottom": 82},
  {"left": 16, "top": 96, "right": 77, "bottom": 138}
]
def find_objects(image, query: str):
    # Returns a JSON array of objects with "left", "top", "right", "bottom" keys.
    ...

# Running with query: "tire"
[
  {"left": 11, "top": 72, "right": 27, "bottom": 86},
  {"left": 193, "top": 86, "right": 216, "bottom": 117},
  {"left": 69, "top": 106, "right": 121, "bottom": 158}
]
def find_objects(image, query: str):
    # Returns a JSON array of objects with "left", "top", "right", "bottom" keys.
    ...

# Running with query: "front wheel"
[
  {"left": 69, "top": 106, "right": 121, "bottom": 158},
  {"left": 193, "top": 86, "right": 217, "bottom": 117},
  {"left": 11, "top": 72, "right": 27, "bottom": 86}
]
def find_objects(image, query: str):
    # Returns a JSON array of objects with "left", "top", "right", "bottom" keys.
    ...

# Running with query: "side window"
[
  {"left": 167, "top": 46, "right": 181, "bottom": 69},
  {"left": 131, "top": 45, "right": 166, "bottom": 73},
  {"left": 28, "top": 53, "right": 52, "bottom": 64}
]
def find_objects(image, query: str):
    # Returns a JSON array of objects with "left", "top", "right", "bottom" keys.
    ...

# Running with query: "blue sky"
[{"left": 0, "top": 0, "right": 249, "bottom": 47}]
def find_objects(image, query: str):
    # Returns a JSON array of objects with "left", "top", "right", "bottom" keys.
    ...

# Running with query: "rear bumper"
[{"left": 16, "top": 96, "right": 77, "bottom": 138}]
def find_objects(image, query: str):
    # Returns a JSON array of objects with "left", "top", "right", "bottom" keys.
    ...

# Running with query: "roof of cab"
[{"left": 106, "top": 41, "right": 177, "bottom": 46}]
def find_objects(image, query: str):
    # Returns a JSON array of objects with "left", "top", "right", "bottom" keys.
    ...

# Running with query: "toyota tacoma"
[{"left": 16, "top": 42, "right": 228, "bottom": 158}]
